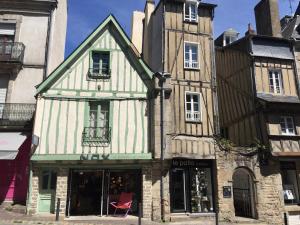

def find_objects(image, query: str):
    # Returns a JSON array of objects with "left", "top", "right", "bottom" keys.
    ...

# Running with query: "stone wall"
[
  {"left": 54, "top": 168, "right": 69, "bottom": 216},
  {"left": 151, "top": 161, "right": 171, "bottom": 222},
  {"left": 27, "top": 168, "right": 39, "bottom": 215},
  {"left": 216, "top": 151, "right": 285, "bottom": 225},
  {"left": 142, "top": 166, "right": 153, "bottom": 218}
]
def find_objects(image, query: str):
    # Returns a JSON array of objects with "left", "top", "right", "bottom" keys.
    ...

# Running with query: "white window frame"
[
  {"left": 184, "top": 0, "right": 198, "bottom": 23},
  {"left": 280, "top": 116, "right": 296, "bottom": 136},
  {"left": 185, "top": 91, "right": 202, "bottom": 122},
  {"left": 184, "top": 41, "right": 200, "bottom": 69},
  {"left": 268, "top": 69, "right": 283, "bottom": 94}
]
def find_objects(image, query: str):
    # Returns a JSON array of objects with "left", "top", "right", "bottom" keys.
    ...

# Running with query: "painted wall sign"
[{"left": 172, "top": 159, "right": 211, "bottom": 168}]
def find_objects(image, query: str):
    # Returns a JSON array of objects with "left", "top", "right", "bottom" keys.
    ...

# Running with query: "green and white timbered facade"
[{"left": 27, "top": 15, "right": 154, "bottom": 217}]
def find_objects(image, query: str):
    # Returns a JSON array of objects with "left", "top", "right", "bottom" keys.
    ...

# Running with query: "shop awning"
[{"left": 0, "top": 133, "right": 27, "bottom": 160}]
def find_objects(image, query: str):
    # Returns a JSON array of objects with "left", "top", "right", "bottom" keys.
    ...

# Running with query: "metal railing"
[
  {"left": 0, "top": 103, "right": 35, "bottom": 127},
  {"left": 82, "top": 127, "right": 111, "bottom": 146},
  {"left": 88, "top": 67, "right": 111, "bottom": 79},
  {"left": 0, "top": 42, "right": 25, "bottom": 63}
]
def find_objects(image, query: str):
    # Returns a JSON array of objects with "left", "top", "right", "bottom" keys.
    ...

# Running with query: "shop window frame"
[{"left": 280, "top": 161, "right": 300, "bottom": 205}]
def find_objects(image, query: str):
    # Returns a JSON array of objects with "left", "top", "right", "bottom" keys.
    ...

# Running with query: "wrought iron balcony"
[
  {"left": 88, "top": 67, "right": 111, "bottom": 79},
  {"left": 82, "top": 127, "right": 111, "bottom": 146},
  {"left": 0, "top": 103, "right": 35, "bottom": 127},
  {"left": 0, "top": 42, "right": 25, "bottom": 63}
]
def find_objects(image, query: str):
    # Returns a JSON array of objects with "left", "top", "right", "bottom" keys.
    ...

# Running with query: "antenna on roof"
[{"left": 289, "top": 0, "right": 294, "bottom": 15}]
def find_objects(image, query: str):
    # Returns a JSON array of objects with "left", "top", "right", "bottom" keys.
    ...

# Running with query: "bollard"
[
  {"left": 138, "top": 202, "right": 142, "bottom": 225},
  {"left": 56, "top": 198, "right": 61, "bottom": 221}
]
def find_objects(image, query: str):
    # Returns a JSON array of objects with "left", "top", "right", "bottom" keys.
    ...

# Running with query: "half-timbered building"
[
  {"left": 27, "top": 15, "right": 155, "bottom": 218},
  {"left": 132, "top": 0, "right": 218, "bottom": 222},
  {"left": 215, "top": 0, "right": 300, "bottom": 224}
]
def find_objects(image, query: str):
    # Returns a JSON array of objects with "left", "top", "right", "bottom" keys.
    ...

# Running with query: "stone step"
[
  {"left": 0, "top": 202, "right": 26, "bottom": 214},
  {"left": 230, "top": 217, "right": 268, "bottom": 225}
]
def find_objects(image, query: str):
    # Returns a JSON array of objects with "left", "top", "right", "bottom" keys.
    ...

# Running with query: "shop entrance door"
[
  {"left": 171, "top": 169, "right": 187, "bottom": 212},
  {"left": 38, "top": 170, "right": 57, "bottom": 213},
  {"left": 69, "top": 170, "right": 104, "bottom": 216}
]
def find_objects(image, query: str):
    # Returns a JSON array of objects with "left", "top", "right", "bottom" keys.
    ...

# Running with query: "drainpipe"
[{"left": 154, "top": 72, "right": 170, "bottom": 222}]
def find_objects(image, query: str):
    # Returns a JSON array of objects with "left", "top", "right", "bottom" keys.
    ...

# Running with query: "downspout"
[
  {"left": 160, "top": 1, "right": 166, "bottom": 222},
  {"left": 209, "top": 8, "right": 219, "bottom": 225},
  {"left": 43, "top": 4, "right": 55, "bottom": 79},
  {"left": 292, "top": 38, "right": 300, "bottom": 97}
]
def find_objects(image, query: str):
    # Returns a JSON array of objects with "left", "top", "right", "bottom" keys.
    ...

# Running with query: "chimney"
[
  {"left": 254, "top": 0, "right": 282, "bottom": 37},
  {"left": 245, "top": 23, "right": 256, "bottom": 36},
  {"left": 144, "top": 0, "right": 155, "bottom": 29},
  {"left": 131, "top": 11, "right": 145, "bottom": 53},
  {"left": 142, "top": 0, "right": 155, "bottom": 63}
]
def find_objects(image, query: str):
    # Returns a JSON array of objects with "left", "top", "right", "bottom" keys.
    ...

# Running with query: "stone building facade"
[
  {"left": 215, "top": 0, "right": 300, "bottom": 224},
  {"left": 133, "top": 0, "right": 218, "bottom": 222}
]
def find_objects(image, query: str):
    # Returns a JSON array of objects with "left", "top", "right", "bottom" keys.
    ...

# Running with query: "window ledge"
[
  {"left": 184, "top": 67, "right": 200, "bottom": 71},
  {"left": 185, "top": 120, "right": 202, "bottom": 124},
  {"left": 183, "top": 20, "right": 198, "bottom": 25}
]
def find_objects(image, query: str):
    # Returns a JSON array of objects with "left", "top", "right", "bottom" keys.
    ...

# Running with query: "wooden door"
[{"left": 38, "top": 170, "right": 57, "bottom": 213}]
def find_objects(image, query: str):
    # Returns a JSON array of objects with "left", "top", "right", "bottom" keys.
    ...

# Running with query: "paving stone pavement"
[{"left": 0, "top": 208, "right": 237, "bottom": 225}]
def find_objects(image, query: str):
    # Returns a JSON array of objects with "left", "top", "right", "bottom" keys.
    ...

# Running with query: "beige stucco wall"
[
  {"left": 0, "top": 0, "right": 67, "bottom": 104},
  {"left": 131, "top": 11, "right": 145, "bottom": 54}
]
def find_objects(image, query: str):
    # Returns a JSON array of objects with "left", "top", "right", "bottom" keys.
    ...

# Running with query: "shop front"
[
  {"left": 66, "top": 169, "right": 141, "bottom": 217},
  {"left": 170, "top": 159, "right": 215, "bottom": 214}
]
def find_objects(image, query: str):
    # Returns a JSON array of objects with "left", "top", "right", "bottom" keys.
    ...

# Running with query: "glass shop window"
[
  {"left": 281, "top": 162, "right": 300, "bottom": 205},
  {"left": 171, "top": 161, "right": 214, "bottom": 213}
]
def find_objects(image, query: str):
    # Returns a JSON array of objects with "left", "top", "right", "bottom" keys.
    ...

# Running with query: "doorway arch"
[{"left": 232, "top": 167, "right": 257, "bottom": 218}]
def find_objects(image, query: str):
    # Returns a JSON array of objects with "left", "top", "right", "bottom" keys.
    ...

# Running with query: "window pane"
[
  {"left": 50, "top": 172, "right": 57, "bottom": 190},
  {"left": 190, "top": 168, "right": 214, "bottom": 213},
  {"left": 100, "top": 53, "right": 110, "bottom": 74},
  {"left": 193, "top": 94, "right": 198, "bottom": 103},
  {"left": 186, "top": 94, "right": 191, "bottom": 103},
  {"left": 92, "top": 52, "right": 101, "bottom": 73},
  {"left": 185, "top": 3, "right": 190, "bottom": 18},
  {"left": 186, "top": 102, "right": 191, "bottom": 111},
  {"left": 42, "top": 172, "right": 50, "bottom": 190}
]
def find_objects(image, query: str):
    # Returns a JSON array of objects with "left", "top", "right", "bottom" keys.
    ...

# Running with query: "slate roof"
[
  {"left": 251, "top": 36, "right": 294, "bottom": 60},
  {"left": 257, "top": 93, "right": 300, "bottom": 104}
]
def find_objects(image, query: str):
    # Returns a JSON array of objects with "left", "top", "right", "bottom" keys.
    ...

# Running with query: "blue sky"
[{"left": 65, "top": 0, "right": 299, "bottom": 57}]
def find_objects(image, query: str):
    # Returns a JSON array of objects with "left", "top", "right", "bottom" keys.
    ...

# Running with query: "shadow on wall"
[{"left": 0, "top": 136, "right": 31, "bottom": 205}]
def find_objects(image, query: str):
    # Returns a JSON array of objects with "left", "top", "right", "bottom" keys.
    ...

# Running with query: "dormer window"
[
  {"left": 268, "top": 69, "right": 283, "bottom": 94},
  {"left": 89, "top": 51, "right": 110, "bottom": 79},
  {"left": 184, "top": 1, "right": 198, "bottom": 23},
  {"left": 224, "top": 35, "right": 237, "bottom": 46}
]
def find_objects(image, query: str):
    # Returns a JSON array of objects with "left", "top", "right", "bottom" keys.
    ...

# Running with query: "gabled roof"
[{"left": 37, "top": 14, "right": 153, "bottom": 94}]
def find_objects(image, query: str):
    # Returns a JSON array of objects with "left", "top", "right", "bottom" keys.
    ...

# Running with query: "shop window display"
[{"left": 171, "top": 160, "right": 214, "bottom": 213}]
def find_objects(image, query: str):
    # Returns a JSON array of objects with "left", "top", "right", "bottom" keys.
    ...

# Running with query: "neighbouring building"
[
  {"left": 27, "top": 15, "right": 155, "bottom": 217},
  {"left": 133, "top": 0, "right": 218, "bottom": 222},
  {"left": 0, "top": 0, "right": 67, "bottom": 205},
  {"left": 215, "top": 0, "right": 300, "bottom": 224}
]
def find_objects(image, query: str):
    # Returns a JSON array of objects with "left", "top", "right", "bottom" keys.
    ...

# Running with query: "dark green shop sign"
[{"left": 172, "top": 159, "right": 211, "bottom": 168}]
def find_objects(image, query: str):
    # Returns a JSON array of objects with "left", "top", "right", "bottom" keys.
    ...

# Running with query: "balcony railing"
[
  {"left": 0, "top": 42, "right": 25, "bottom": 63},
  {"left": 88, "top": 67, "right": 111, "bottom": 79},
  {"left": 82, "top": 127, "right": 111, "bottom": 146},
  {"left": 0, "top": 103, "right": 35, "bottom": 127}
]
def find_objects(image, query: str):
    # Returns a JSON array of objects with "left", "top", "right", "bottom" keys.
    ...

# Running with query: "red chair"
[{"left": 110, "top": 192, "right": 133, "bottom": 217}]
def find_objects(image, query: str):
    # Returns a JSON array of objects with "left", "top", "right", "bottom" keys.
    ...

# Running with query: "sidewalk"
[{"left": 0, "top": 208, "right": 235, "bottom": 225}]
